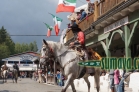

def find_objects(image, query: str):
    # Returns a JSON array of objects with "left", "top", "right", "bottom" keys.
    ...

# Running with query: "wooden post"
[
  {"left": 94, "top": 1, "right": 99, "bottom": 21},
  {"left": 54, "top": 61, "right": 56, "bottom": 85}
]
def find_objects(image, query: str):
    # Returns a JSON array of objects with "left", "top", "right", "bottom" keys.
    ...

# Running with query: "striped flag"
[
  {"left": 50, "top": 14, "right": 63, "bottom": 36},
  {"left": 44, "top": 23, "right": 53, "bottom": 37},
  {"left": 56, "top": 0, "right": 77, "bottom": 13}
]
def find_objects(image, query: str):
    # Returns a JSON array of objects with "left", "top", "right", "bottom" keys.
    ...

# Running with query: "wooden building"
[{"left": 64, "top": 0, "right": 139, "bottom": 61}]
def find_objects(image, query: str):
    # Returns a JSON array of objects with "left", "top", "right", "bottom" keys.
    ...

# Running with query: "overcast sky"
[{"left": 0, "top": 0, "right": 95, "bottom": 51}]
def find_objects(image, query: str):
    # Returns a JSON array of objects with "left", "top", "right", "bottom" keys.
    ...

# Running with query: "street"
[
  {"left": 0, "top": 77, "right": 133, "bottom": 92},
  {"left": 0, "top": 78, "right": 85, "bottom": 92}
]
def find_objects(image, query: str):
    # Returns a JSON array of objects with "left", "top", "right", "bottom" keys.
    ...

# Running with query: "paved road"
[
  {"left": 0, "top": 78, "right": 132, "bottom": 92},
  {"left": 0, "top": 78, "right": 84, "bottom": 92}
]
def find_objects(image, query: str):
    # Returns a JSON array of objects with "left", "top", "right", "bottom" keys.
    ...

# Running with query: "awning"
[
  {"left": 19, "top": 67, "right": 37, "bottom": 71},
  {"left": 74, "top": 4, "right": 88, "bottom": 13}
]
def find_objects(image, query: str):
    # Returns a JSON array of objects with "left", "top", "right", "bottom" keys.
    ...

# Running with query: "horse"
[
  {"left": 12, "top": 69, "right": 18, "bottom": 83},
  {"left": 1, "top": 65, "right": 9, "bottom": 83},
  {"left": 1, "top": 70, "right": 9, "bottom": 83},
  {"left": 40, "top": 39, "right": 101, "bottom": 92}
]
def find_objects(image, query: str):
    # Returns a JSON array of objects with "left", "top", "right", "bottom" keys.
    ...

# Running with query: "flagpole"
[{"left": 48, "top": 12, "right": 69, "bottom": 24}]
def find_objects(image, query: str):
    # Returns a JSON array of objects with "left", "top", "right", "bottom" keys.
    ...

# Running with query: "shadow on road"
[{"left": 0, "top": 90, "right": 19, "bottom": 92}]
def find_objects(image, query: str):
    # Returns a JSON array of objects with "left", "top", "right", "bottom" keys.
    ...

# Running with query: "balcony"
[{"left": 64, "top": 0, "right": 127, "bottom": 45}]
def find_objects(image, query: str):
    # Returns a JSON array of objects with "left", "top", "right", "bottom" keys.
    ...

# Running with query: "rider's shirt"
[
  {"left": 77, "top": 31, "right": 85, "bottom": 45},
  {"left": 13, "top": 65, "right": 19, "bottom": 71}
]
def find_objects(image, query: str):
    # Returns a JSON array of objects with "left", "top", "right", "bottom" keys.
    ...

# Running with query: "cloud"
[{"left": 0, "top": 0, "right": 95, "bottom": 51}]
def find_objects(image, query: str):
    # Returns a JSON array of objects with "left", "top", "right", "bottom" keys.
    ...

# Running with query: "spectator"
[
  {"left": 56, "top": 70, "right": 60, "bottom": 86},
  {"left": 24, "top": 72, "right": 27, "bottom": 78},
  {"left": 114, "top": 69, "right": 120, "bottom": 92},
  {"left": 119, "top": 69, "right": 126, "bottom": 92},
  {"left": 70, "top": 17, "right": 76, "bottom": 26},
  {"left": 38, "top": 68, "right": 42, "bottom": 83},
  {"left": 59, "top": 71, "right": 64, "bottom": 87},
  {"left": 88, "top": 2, "right": 94, "bottom": 14},
  {"left": 79, "top": 9, "right": 87, "bottom": 21},
  {"left": 76, "top": 12, "right": 81, "bottom": 20},
  {"left": 109, "top": 69, "right": 114, "bottom": 92}
]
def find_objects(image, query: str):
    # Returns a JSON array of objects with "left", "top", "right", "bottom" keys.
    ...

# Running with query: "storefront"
[{"left": 2, "top": 51, "right": 40, "bottom": 77}]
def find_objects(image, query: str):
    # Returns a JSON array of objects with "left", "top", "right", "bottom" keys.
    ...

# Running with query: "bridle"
[
  {"left": 40, "top": 45, "right": 54, "bottom": 59},
  {"left": 41, "top": 45, "right": 79, "bottom": 70}
]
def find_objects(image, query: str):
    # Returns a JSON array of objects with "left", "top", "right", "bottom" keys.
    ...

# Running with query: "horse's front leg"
[
  {"left": 3, "top": 77, "right": 4, "bottom": 83},
  {"left": 61, "top": 74, "right": 74, "bottom": 92},
  {"left": 5, "top": 77, "right": 7, "bottom": 83},
  {"left": 94, "top": 69, "right": 100, "bottom": 92},
  {"left": 84, "top": 76, "right": 90, "bottom": 92},
  {"left": 71, "top": 81, "right": 76, "bottom": 92},
  {"left": 12, "top": 76, "right": 14, "bottom": 83}
]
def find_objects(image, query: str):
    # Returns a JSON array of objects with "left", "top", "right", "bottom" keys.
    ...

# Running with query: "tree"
[
  {"left": 29, "top": 42, "right": 34, "bottom": 51},
  {"left": 14, "top": 41, "right": 38, "bottom": 54},
  {"left": 0, "top": 26, "right": 7, "bottom": 44},
  {"left": 0, "top": 44, "right": 10, "bottom": 59},
  {"left": 33, "top": 41, "right": 38, "bottom": 52},
  {"left": 0, "top": 26, "right": 15, "bottom": 55}
]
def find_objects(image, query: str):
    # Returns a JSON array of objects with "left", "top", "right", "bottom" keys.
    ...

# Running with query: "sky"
[{"left": 0, "top": 0, "right": 95, "bottom": 52}]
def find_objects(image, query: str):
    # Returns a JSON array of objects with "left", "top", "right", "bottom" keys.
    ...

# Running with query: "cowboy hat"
[{"left": 71, "top": 17, "right": 76, "bottom": 21}]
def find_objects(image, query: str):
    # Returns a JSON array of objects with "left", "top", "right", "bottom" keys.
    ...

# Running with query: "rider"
[
  {"left": 1, "top": 63, "right": 8, "bottom": 71},
  {"left": 13, "top": 62, "right": 19, "bottom": 72},
  {"left": 69, "top": 23, "right": 96, "bottom": 75},
  {"left": 69, "top": 22, "right": 86, "bottom": 50}
]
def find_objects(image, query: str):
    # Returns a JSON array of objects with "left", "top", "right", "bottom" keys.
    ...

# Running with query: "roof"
[
  {"left": 9, "top": 51, "right": 40, "bottom": 57},
  {"left": 2, "top": 51, "right": 40, "bottom": 61}
]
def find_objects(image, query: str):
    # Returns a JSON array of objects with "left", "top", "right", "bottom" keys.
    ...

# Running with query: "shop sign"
[
  {"left": 104, "top": 16, "right": 128, "bottom": 33},
  {"left": 20, "top": 54, "right": 34, "bottom": 61}
]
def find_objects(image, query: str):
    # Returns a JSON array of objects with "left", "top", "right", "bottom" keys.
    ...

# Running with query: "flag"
[
  {"left": 50, "top": 14, "right": 63, "bottom": 36},
  {"left": 56, "top": 0, "right": 77, "bottom": 13},
  {"left": 44, "top": 23, "right": 53, "bottom": 37}
]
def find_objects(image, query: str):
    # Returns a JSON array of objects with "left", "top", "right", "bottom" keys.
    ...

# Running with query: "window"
[
  {"left": 20, "top": 60, "right": 33, "bottom": 64},
  {"left": 26, "top": 60, "right": 33, "bottom": 64},
  {"left": 20, "top": 61, "right": 26, "bottom": 64},
  {"left": 13, "top": 61, "right": 19, "bottom": 64},
  {"left": 8, "top": 61, "right": 13, "bottom": 64}
]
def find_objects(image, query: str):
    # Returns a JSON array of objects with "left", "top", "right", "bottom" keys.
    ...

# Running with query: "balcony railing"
[{"left": 97, "top": 0, "right": 125, "bottom": 17}]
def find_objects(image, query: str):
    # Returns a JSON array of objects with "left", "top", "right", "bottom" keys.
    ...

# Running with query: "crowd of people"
[
  {"left": 101, "top": 69, "right": 139, "bottom": 92},
  {"left": 32, "top": 68, "right": 65, "bottom": 87},
  {"left": 68, "top": 2, "right": 94, "bottom": 28}
]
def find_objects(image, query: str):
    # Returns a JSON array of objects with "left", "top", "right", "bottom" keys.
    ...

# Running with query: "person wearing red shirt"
[{"left": 69, "top": 23, "right": 85, "bottom": 49}]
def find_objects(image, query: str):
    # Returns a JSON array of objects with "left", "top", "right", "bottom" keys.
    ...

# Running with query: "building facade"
[
  {"left": 65, "top": 0, "right": 139, "bottom": 59},
  {"left": 2, "top": 52, "right": 40, "bottom": 72}
]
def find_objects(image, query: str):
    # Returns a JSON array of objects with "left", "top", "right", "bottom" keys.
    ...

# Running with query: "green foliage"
[
  {"left": 0, "top": 26, "right": 38, "bottom": 66},
  {"left": 0, "top": 44, "right": 10, "bottom": 59},
  {"left": 14, "top": 41, "right": 38, "bottom": 54},
  {"left": 0, "top": 26, "right": 14, "bottom": 60}
]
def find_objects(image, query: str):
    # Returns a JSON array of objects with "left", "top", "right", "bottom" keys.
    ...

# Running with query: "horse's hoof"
[
  {"left": 61, "top": 89, "right": 65, "bottom": 92},
  {"left": 73, "top": 90, "right": 76, "bottom": 92}
]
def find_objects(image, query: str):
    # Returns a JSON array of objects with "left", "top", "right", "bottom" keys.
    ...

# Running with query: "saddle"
[{"left": 71, "top": 45, "right": 85, "bottom": 61}]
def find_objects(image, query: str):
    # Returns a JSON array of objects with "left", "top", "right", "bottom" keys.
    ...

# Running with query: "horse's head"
[{"left": 40, "top": 39, "right": 54, "bottom": 65}]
